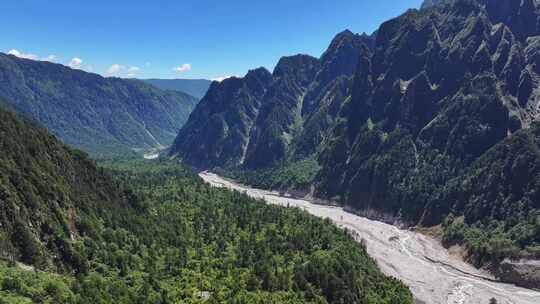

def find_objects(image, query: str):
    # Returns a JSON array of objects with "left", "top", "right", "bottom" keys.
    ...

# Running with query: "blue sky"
[{"left": 1, "top": 0, "right": 423, "bottom": 80}]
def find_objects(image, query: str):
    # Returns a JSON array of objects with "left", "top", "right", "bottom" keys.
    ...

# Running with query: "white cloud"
[
  {"left": 7, "top": 49, "right": 59, "bottom": 62},
  {"left": 211, "top": 75, "right": 239, "bottom": 82},
  {"left": 174, "top": 63, "right": 192, "bottom": 73},
  {"left": 43, "top": 55, "right": 58, "bottom": 62},
  {"left": 68, "top": 57, "right": 83, "bottom": 69},
  {"left": 7, "top": 48, "right": 145, "bottom": 78},
  {"left": 105, "top": 64, "right": 141, "bottom": 77},
  {"left": 7, "top": 49, "right": 38, "bottom": 60},
  {"left": 106, "top": 63, "right": 123, "bottom": 75},
  {"left": 126, "top": 66, "right": 140, "bottom": 77},
  {"left": 7, "top": 49, "right": 20, "bottom": 56}
]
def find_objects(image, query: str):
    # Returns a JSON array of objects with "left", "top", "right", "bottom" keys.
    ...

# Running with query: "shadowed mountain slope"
[{"left": 170, "top": 30, "right": 375, "bottom": 169}]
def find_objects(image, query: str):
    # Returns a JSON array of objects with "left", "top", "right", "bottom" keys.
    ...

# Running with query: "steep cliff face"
[
  {"left": 422, "top": 0, "right": 540, "bottom": 40},
  {"left": 173, "top": 0, "right": 540, "bottom": 221},
  {"left": 244, "top": 54, "right": 321, "bottom": 168},
  {"left": 315, "top": 0, "right": 540, "bottom": 275},
  {"left": 317, "top": 0, "right": 540, "bottom": 217},
  {"left": 170, "top": 30, "right": 375, "bottom": 169},
  {"left": 170, "top": 68, "right": 273, "bottom": 168},
  {"left": 0, "top": 54, "right": 198, "bottom": 157}
]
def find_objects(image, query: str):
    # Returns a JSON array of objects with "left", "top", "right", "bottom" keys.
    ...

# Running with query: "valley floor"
[{"left": 200, "top": 172, "right": 540, "bottom": 304}]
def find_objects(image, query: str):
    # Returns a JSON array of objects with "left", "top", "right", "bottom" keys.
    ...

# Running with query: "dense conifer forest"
[{"left": 0, "top": 105, "right": 412, "bottom": 303}]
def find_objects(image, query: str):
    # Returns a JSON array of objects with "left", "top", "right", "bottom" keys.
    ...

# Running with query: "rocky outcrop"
[
  {"left": 244, "top": 55, "right": 320, "bottom": 168},
  {"left": 497, "top": 259, "right": 540, "bottom": 289},
  {"left": 421, "top": 0, "right": 445, "bottom": 10}
]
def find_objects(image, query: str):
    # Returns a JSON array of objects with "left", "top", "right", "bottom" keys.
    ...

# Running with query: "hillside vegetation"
[
  {"left": 0, "top": 105, "right": 412, "bottom": 303},
  {"left": 0, "top": 54, "right": 198, "bottom": 157}
]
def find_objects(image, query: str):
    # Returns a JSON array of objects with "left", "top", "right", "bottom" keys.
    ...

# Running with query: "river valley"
[{"left": 200, "top": 172, "right": 540, "bottom": 304}]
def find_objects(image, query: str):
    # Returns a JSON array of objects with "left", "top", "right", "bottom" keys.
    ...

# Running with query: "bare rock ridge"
[{"left": 170, "top": 30, "right": 375, "bottom": 169}]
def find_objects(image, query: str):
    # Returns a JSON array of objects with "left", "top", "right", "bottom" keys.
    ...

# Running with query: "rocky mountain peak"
[
  {"left": 245, "top": 67, "right": 272, "bottom": 81},
  {"left": 273, "top": 54, "right": 320, "bottom": 80},
  {"left": 322, "top": 29, "right": 370, "bottom": 56},
  {"left": 421, "top": 0, "right": 446, "bottom": 9},
  {"left": 243, "top": 67, "right": 274, "bottom": 96},
  {"left": 314, "top": 30, "right": 375, "bottom": 89}
]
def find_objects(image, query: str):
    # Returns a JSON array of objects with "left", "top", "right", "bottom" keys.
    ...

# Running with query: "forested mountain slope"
[
  {"left": 0, "top": 104, "right": 413, "bottom": 303},
  {"left": 0, "top": 102, "right": 137, "bottom": 270},
  {"left": 0, "top": 53, "right": 198, "bottom": 157},
  {"left": 170, "top": 0, "right": 540, "bottom": 286}
]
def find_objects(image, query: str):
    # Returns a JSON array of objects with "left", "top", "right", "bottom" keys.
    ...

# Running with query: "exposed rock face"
[
  {"left": 316, "top": 0, "right": 540, "bottom": 219},
  {"left": 0, "top": 54, "right": 199, "bottom": 157},
  {"left": 483, "top": 0, "right": 540, "bottom": 41},
  {"left": 170, "top": 30, "right": 375, "bottom": 169},
  {"left": 422, "top": 0, "right": 540, "bottom": 40},
  {"left": 497, "top": 259, "right": 540, "bottom": 288},
  {"left": 244, "top": 55, "right": 321, "bottom": 168},
  {"left": 171, "top": 68, "right": 273, "bottom": 168}
]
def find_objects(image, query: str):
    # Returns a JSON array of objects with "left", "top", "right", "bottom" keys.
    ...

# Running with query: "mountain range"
[
  {"left": 142, "top": 78, "right": 212, "bottom": 99},
  {"left": 170, "top": 0, "right": 540, "bottom": 287},
  {"left": 170, "top": 30, "right": 375, "bottom": 169},
  {"left": 0, "top": 53, "right": 199, "bottom": 157}
]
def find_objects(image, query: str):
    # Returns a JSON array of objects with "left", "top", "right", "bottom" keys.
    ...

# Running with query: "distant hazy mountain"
[
  {"left": 143, "top": 78, "right": 212, "bottom": 99},
  {"left": 0, "top": 53, "right": 199, "bottom": 157}
]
